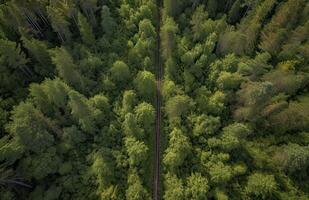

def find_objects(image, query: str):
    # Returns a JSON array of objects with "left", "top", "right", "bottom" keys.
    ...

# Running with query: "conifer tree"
[
  {"left": 101, "top": 5, "right": 116, "bottom": 37},
  {"left": 134, "top": 71, "right": 156, "bottom": 102},
  {"left": 68, "top": 90, "right": 95, "bottom": 133},
  {"left": 78, "top": 12, "right": 95, "bottom": 47},
  {"left": 50, "top": 47, "right": 83, "bottom": 91}
]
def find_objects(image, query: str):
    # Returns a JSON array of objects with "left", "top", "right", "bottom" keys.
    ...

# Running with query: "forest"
[{"left": 0, "top": 0, "right": 309, "bottom": 200}]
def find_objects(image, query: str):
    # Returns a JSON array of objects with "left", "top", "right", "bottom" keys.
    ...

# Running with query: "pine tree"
[
  {"left": 50, "top": 47, "right": 83, "bottom": 91},
  {"left": 125, "top": 136, "right": 148, "bottom": 167},
  {"left": 185, "top": 173, "right": 209, "bottom": 200},
  {"left": 0, "top": 39, "right": 30, "bottom": 94},
  {"left": 245, "top": 173, "right": 278, "bottom": 199},
  {"left": 273, "top": 143, "right": 309, "bottom": 175},
  {"left": 228, "top": 0, "right": 242, "bottom": 24},
  {"left": 91, "top": 149, "right": 115, "bottom": 192},
  {"left": 207, "top": 0, "right": 218, "bottom": 18},
  {"left": 122, "top": 90, "right": 137, "bottom": 115},
  {"left": 46, "top": 3, "right": 72, "bottom": 42},
  {"left": 68, "top": 90, "right": 95, "bottom": 133},
  {"left": 7, "top": 102, "right": 56, "bottom": 153},
  {"left": 123, "top": 113, "right": 145, "bottom": 140},
  {"left": 134, "top": 71, "right": 156, "bottom": 102},
  {"left": 163, "top": 172, "right": 185, "bottom": 200},
  {"left": 163, "top": 128, "right": 191, "bottom": 170},
  {"left": 166, "top": 95, "right": 194, "bottom": 120},
  {"left": 110, "top": 61, "right": 131, "bottom": 85},
  {"left": 79, "top": 0, "right": 98, "bottom": 26},
  {"left": 22, "top": 36, "right": 53, "bottom": 77},
  {"left": 78, "top": 12, "right": 95, "bottom": 47},
  {"left": 163, "top": 0, "right": 178, "bottom": 18},
  {"left": 126, "top": 169, "right": 151, "bottom": 200},
  {"left": 134, "top": 102, "right": 155, "bottom": 131},
  {"left": 259, "top": 0, "right": 306, "bottom": 55},
  {"left": 101, "top": 5, "right": 116, "bottom": 37}
]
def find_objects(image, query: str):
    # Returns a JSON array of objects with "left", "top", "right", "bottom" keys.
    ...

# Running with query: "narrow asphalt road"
[{"left": 154, "top": 0, "right": 162, "bottom": 199}]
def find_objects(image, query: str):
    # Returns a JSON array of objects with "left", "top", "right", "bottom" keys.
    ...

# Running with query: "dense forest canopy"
[{"left": 0, "top": 0, "right": 309, "bottom": 199}]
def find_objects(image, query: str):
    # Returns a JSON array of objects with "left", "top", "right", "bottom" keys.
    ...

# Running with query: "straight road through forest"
[{"left": 154, "top": 0, "right": 162, "bottom": 199}]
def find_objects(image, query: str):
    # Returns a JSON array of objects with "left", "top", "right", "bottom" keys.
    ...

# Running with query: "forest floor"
[{"left": 154, "top": 0, "right": 162, "bottom": 199}]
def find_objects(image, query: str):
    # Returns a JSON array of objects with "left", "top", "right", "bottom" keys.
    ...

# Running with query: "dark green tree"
[
  {"left": 50, "top": 47, "right": 84, "bottom": 91},
  {"left": 134, "top": 71, "right": 156, "bottom": 102},
  {"left": 78, "top": 12, "right": 95, "bottom": 47}
]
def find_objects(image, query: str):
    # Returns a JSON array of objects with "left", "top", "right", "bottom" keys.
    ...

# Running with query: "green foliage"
[
  {"left": 22, "top": 36, "right": 53, "bottom": 77},
  {"left": 125, "top": 136, "right": 148, "bottom": 167},
  {"left": 58, "top": 162, "right": 72, "bottom": 175},
  {"left": 245, "top": 173, "right": 278, "bottom": 199},
  {"left": 269, "top": 97, "right": 309, "bottom": 134},
  {"left": 134, "top": 71, "right": 156, "bottom": 101},
  {"left": 185, "top": 173, "right": 209, "bottom": 200},
  {"left": 165, "top": 95, "right": 194, "bottom": 120},
  {"left": 50, "top": 47, "right": 83, "bottom": 91},
  {"left": 208, "top": 54, "right": 240, "bottom": 88},
  {"left": 218, "top": 0, "right": 277, "bottom": 55},
  {"left": 101, "top": 5, "right": 116, "bottom": 37},
  {"left": 162, "top": 80, "right": 182, "bottom": 100},
  {"left": 163, "top": 172, "right": 185, "bottom": 200},
  {"left": 7, "top": 102, "right": 55, "bottom": 153},
  {"left": 123, "top": 113, "right": 144, "bottom": 139},
  {"left": 209, "top": 162, "right": 233, "bottom": 184},
  {"left": 126, "top": 169, "right": 151, "bottom": 200},
  {"left": 68, "top": 90, "right": 96, "bottom": 133},
  {"left": 228, "top": 0, "right": 242, "bottom": 24},
  {"left": 273, "top": 143, "right": 309, "bottom": 174},
  {"left": 211, "top": 123, "right": 252, "bottom": 151},
  {"left": 18, "top": 147, "right": 60, "bottom": 180},
  {"left": 122, "top": 90, "right": 138, "bottom": 115},
  {"left": 191, "top": 114, "right": 221, "bottom": 138},
  {"left": 223, "top": 123, "right": 252, "bottom": 139},
  {"left": 238, "top": 52, "right": 272, "bottom": 80},
  {"left": 0, "top": 0, "right": 309, "bottom": 199},
  {"left": 190, "top": 6, "right": 208, "bottom": 41},
  {"left": 163, "top": 128, "right": 191, "bottom": 170},
  {"left": 110, "top": 61, "right": 131, "bottom": 84},
  {"left": 263, "top": 69, "right": 307, "bottom": 95},
  {"left": 238, "top": 81, "right": 274, "bottom": 106},
  {"left": 0, "top": 39, "right": 29, "bottom": 94},
  {"left": 100, "top": 185, "right": 119, "bottom": 200},
  {"left": 134, "top": 102, "right": 155, "bottom": 131},
  {"left": 163, "top": 0, "right": 181, "bottom": 18},
  {"left": 259, "top": 0, "right": 306, "bottom": 55},
  {"left": 89, "top": 94, "right": 110, "bottom": 120},
  {"left": 46, "top": 3, "right": 72, "bottom": 42},
  {"left": 0, "top": 137, "right": 24, "bottom": 165},
  {"left": 91, "top": 149, "right": 115, "bottom": 194},
  {"left": 128, "top": 18, "right": 156, "bottom": 71},
  {"left": 217, "top": 72, "right": 243, "bottom": 91},
  {"left": 206, "top": 0, "right": 217, "bottom": 18},
  {"left": 205, "top": 91, "right": 226, "bottom": 116},
  {"left": 217, "top": 29, "right": 247, "bottom": 56},
  {"left": 214, "top": 189, "right": 228, "bottom": 200},
  {"left": 161, "top": 17, "right": 178, "bottom": 61},
  {"left": 202, "top": 153, "right": 233, "bottom": 184},
  {"left": 78, "top": 12, "right": 95, "bottom": 47}
]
